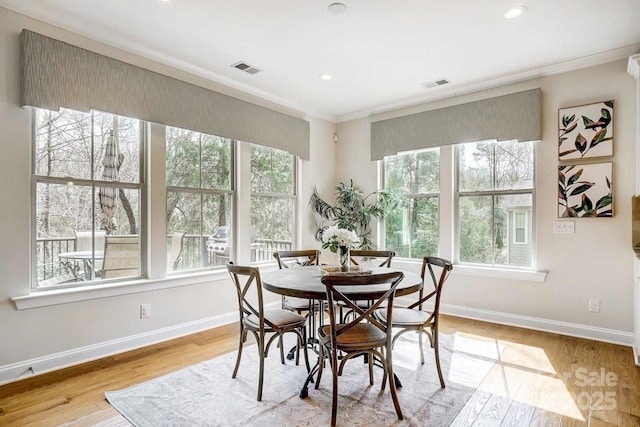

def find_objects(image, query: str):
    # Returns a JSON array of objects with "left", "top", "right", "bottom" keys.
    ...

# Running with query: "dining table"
[
  {"left": 261, "top": 265, "right": 423, "bottom": 396},
  {"left": 261, "top": 265, "right": 423, "bottom": 301}
]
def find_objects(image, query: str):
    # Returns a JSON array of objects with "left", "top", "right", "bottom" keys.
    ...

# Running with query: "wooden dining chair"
[
  {"left": 375, "top": 256, "right": 453, "bottom": 388},
  {"left": 273, "top": 249, "right": 321, "bottom": 315},
  {"left": 340, "top": 249, "right": 396, "bottom": 322},
  {"left": 226, "top": 262, "right": 311, "bottom": 401},
  {"left": 304, "top": 271, "right": 405, "bottom": 426}
]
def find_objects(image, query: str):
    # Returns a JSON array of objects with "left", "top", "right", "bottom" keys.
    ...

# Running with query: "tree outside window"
[
  {"left": 457, "top": 140, "right": 534, "bottom": 268},
  {"left": 250, "top": 144, "right": 294, "bottom": 261},
  {"left": 33, "top": 108, "right": 142, "bottom": 288},
  {"left": 384, "top": 148, "right": 439, "bottom": 259},
  {"left": 166, "top": 127, "right": 232, "bottom": 270}
]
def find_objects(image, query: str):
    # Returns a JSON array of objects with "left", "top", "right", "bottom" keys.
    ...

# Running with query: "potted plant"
[{"left": 309, "top": 179, "right": 398, "bottom": 250}]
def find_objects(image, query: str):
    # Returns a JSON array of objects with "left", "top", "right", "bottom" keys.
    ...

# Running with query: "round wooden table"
[{"left": 261, "top": 266, "right": 423, "bottom": 300}]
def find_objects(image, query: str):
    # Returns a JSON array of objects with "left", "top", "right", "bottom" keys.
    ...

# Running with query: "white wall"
[
  {"left": 0, "top": 7, "right": 335, "bottom": 383},
  {"left": 336, "top": 60, "right": 637, "bottom": 345}
]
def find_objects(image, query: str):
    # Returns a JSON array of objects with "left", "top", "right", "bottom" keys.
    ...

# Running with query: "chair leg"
[
  {"left": 295, "top": 331, "right": 300, "bottom": 366},
  {"left": 368, "top": 353, "right": 374, "bottom": 385},
  {"left": 302, "top": 327, "right": 311, "bottom": 374},
  {"left": 279, "top": 335, "right": 285, "bottom": 364},
  {"left": 434, "top": 332, "right": 445, "bottom": 388},
  {"left": 232, "top": 328, "right": 246, "bottom": 378},
  {"left": 330, "top": 348, "right": 339, "bottom": 427},
  {"left": 418, "top": 331, "right": 425, "bottom": 365},
  {"left": 386, "top": 343, "right": 403, "bottom": 421},
  {"left": 257, "top": 334, "right": 265, "bottom": 401},
  {"left": 315, "top": 345, "right": 325, "bottom": 390}
]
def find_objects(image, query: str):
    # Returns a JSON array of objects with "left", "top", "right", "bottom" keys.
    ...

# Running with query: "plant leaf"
[
  {"left": 595, "top": 194, "right": 612, "bottom": 209},
  {"left": 562, "top": 114, "right": 576, "bottom": 127},
  {"left": 574, "top": 133, "right": 587, "bottom": 153},
  {"left": 569, "top": 182, "right": 594, "bottom": 196},
  {"left": 581, "top": 194, "right": 593, "bottom": 212},
  {"left": 567, "top": 168, "right": 584, "bottom": 186}
]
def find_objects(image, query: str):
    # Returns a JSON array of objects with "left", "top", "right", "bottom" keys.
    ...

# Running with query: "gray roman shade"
[
  {"left": 20, "top": 29, "right": 310, "bottom": 160},
  {"left": 370, "top": 88, "right": 541, "bottom": 160}
]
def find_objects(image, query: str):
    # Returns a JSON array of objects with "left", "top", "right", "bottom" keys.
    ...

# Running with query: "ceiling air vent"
[
  {"left": 231, "top": 61, "right": 262, "bottom": 75},
  {"left": 422, "top": 78, "right": 450, "bottom": 89}
]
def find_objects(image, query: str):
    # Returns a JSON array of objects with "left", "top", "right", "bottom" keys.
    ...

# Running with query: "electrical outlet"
[
  {"left": 553, "top": 220, "right": 575, "bottom": 234},
  {"left": 140, "top": 303, "right": 151, "bottom": 318},
  {"left": 588, "top": 298, "right": 600, "bottom": 313}
]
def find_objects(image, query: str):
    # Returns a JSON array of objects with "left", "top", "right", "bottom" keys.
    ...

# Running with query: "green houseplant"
[{"left": 310, "top": 180, "right": 398, "bottom": 250}]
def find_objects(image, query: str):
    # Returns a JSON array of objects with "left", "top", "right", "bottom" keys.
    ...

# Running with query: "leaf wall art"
[
  {"left": 558, "top": 100, "right": 613, "bottom": 160},
  {"left": 558, "top": 162, "right": 612, "bottom": 218}
]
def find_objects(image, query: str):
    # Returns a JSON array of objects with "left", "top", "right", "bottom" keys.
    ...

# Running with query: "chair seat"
[
  {"left": 376, "top": 307, "right": 431, "bottom": 327},
  {"left": 284, "top": 296, "right": 319, "bottom": 311},
  {"left": 245, "top": 309, "right": 307, "bottom": 329},
  {"left": 320, "top": 323, "right": 386, "bottom": 348}
]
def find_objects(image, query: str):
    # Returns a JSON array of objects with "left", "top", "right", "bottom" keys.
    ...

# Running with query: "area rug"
[{"left": 106, "top": 332, "right": 502, "bottom": 426}]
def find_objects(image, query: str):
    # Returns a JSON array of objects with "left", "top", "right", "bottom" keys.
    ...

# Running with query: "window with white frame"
[
  {"left": 166, "top": 127, "right": 233, "bottom": 270},
  {"left": 457, "top": 139, "right": 534, "bottom": 268},
  {"left": 513, "top": 210, "right": 528, "bottom": 244},
  {"left": 33, "top": 107, "right": 142, "bottom": 288},
  {"left": 383, "top": 148, "right": 440, "bottom": 258},
  {"left": 250, "top": 144, "right": 295, "bottom": 261}
]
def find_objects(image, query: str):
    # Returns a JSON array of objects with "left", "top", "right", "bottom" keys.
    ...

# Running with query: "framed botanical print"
[
  {"left": 558, "top": 100, "right": 613, "bottom": 160},
  {"left": 558, "top": 162, "right": 612, "bottom": 217}
]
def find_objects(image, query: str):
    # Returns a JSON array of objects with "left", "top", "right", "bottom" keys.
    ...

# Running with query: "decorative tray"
[{"left": 319, "top": 266, "right": 372, "bottom": 275}]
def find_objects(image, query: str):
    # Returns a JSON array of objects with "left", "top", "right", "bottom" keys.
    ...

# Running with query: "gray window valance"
[
  {"left": 370, "top": 88, "right": 542, "bottom": 160},
  {"left": 20, "top": 29, "right": 310, "bottom": 160}
]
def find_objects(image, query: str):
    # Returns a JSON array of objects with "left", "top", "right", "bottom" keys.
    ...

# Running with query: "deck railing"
[{"left": 36, "top": 235, "right": 293, "bottom": 282}]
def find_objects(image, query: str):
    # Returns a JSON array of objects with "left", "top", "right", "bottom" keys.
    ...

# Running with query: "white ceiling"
[{"left": 2, "top": 0, "right": 640, "bottom": 122}]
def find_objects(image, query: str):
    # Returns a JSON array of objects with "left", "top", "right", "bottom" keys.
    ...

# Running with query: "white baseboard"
[
  {"left": 442, "top": 303, "right": 636, "bottom": 347},
  {"left": 0, "top": 311, "right": 238, "bottom": 386}
]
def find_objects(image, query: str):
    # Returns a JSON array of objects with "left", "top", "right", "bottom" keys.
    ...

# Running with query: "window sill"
[
  {"left": 12, "top": 270, "right": 229, "bottom": 310},
  {"left": 393, "top": 258, "right": 547, "bottom": 282},
  {"left": 451, "top": 264, "right": 547, "bottom": 282}
]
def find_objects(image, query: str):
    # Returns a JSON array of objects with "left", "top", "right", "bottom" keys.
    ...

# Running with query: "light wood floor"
[{"left": 1, "top": 315, "right": 639, "bottom": 426}]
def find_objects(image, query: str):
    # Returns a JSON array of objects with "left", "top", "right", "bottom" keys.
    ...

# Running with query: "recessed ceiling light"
[
  {"left": 327, "top": 3, "right": 347, "bottom": 14},
  {"left": 504, "top": 5, "right": 528, "bottom": 19},
  {"left": 320, "top": 74, "right": 333, "bottom": 81}
]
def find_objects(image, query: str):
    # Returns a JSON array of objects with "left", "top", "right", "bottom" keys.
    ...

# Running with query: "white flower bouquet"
[{"left": 321, "top": 225, "right": 360, "bottom": 253}]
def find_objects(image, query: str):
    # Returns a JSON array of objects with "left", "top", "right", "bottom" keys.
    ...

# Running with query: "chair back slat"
[
  {"left": 408, "top": 256, "right": 453, "bottom": 311},
  {"left": 321, "top": 271, "right": 404, "bottom": 340},
  {"left": 349, "top": 250, "right": 395, "bottom": 268},
  {"left": 273, "top": 250, "right": 320, "bottom": 269}
]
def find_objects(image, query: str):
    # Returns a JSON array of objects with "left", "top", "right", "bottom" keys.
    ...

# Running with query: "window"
[
  {"left": 457, "top": 140, "right": 534, "bottom": 268},
  {"left": 383, "top": 148, "right": 440, "bottom": 258},
  {"left": 33, "top": 108, "right": 142, "bottom": 288},
  {"left": 166, "top": 127, "right": 233, "bottom": 270},
  {"left": 250, "top": 144, "right": 295, "bottom": 261},
  {"left": 513, "top": 211, "right": 528, "bottom": 244}
]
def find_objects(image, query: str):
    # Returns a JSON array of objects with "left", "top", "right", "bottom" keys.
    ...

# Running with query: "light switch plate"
[{"left": 554, "top": 220, "right": 575, "bottom": 234}]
